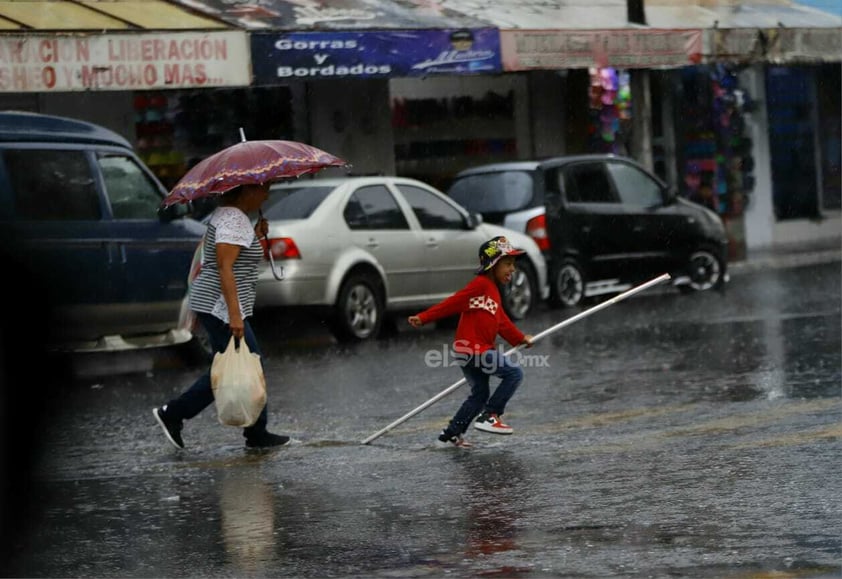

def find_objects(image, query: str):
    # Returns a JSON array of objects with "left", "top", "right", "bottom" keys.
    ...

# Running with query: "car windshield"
[
  {"left": 447, "top": 171, "right": 534, "bottom": 213},
  {"left": 263, "top": 186, "right": 333, "bottom": 220}
]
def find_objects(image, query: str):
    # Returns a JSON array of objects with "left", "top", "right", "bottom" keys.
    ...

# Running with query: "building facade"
[{"left": 0, "top": 0, "right": 838, "bottom": 257}]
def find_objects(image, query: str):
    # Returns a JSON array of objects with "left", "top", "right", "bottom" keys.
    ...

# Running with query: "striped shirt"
[{"left": 189, "top": 206, "right": 263, "bottom": 323}]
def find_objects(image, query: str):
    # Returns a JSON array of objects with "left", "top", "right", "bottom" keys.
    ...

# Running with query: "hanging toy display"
[
  {"left": 710, "top": 63, "right": 752, "bottom": 217},
  {"left": 134, "top": 91, "right": 185, "bottom": 189},
  {"left": 679, "top": 64, "right": 753, "bottom": 219},
  {"left": 588, "top": 67, "right": 631, "bottom": 154}
]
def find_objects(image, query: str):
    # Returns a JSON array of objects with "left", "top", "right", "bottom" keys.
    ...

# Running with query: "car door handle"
[
  {"left": 426, "top": 238, "right": 438, "bottom": 247},
  {"left": 366, "top": 238, "right": 379, "bottom": 248},
  {"left": 106, "top": 243, "right": 127, "bottom": 264},
  {"left": 633, "top": 225, "right": 644, "bottom": 232},
  {"left": 581, "top": 226, "right": 591, "bottom": 234}
]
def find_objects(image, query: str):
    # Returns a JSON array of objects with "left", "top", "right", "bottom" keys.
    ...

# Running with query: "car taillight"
[
  {"left": 526, "top": 214, "right": 550, "bottom": 251},
  {"left": 260, "top": 237, "right": 302, "bottom": 259}
]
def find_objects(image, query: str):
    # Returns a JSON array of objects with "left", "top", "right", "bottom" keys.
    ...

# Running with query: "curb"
[{"left": 728, "top": 248, "right": 841, "bottom": 275}]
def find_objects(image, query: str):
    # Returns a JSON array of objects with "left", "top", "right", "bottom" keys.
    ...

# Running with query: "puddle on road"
[{"left": 8, "top": 263, "right": 840, "bottom": 578}]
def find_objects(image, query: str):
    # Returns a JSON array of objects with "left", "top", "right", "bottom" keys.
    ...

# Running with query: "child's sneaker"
[
  {"left": 474, "top": 412, "right": 513, "bottom": 435},
  {"left": 437, "top": 430, "right": 473, "bottom": 448}
]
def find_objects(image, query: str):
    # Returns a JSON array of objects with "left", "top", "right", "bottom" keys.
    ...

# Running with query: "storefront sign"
[
  {"left": 709, "top": 27, "right": 842, "bottom": 63},
  {"left": 0, "top": 31, "right": 250, "bottom": 92},
  {"left": 500, "top": 29, "right": 704, "bottom": 70},
  {"left": 251, "top": 29, "right": 501, "bottom": 82}
]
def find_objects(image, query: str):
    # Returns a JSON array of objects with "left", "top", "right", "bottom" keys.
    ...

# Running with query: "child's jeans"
[{"left": 447, "top": 349, "right": 524, "bottom": 435}]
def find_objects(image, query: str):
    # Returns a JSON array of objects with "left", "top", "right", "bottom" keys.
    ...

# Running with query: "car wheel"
[
  {"left": 681, "top": 249, "right": 723, "bottom": 293},
  {"left": 552, "top": 258, "right": 586, "bottom": 308},
  {"left": 503, "top": 259, "right": 537, "bottom": 320},
  {"left": 332, "top": 272, "right": 384, "bottom": 342}
]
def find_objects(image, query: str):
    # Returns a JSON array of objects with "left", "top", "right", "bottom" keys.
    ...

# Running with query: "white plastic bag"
[{"left": 210, "top": 337, "right": 267, "bottom": 427}]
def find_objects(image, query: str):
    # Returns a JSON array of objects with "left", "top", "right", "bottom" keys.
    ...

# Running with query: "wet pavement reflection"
[{"left": 4, "top": 262, "right": 840, "bottom": 578}]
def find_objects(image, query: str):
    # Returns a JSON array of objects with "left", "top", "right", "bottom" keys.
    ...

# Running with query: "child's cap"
[{"left": 477, "top": 236, "right": 525, "bottom": 273}]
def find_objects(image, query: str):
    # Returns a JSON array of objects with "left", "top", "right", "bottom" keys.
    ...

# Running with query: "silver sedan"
[{"left": 256, "top": 176, "right": 549, "bottom": 342}]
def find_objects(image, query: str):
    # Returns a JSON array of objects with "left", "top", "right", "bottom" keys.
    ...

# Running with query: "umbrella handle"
[{"left": 258, "top": 209, "right": 285, "bottom": 281}]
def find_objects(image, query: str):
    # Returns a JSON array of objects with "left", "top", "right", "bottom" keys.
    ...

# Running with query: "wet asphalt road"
[{"left": 3, "top": 260, "right": 841, "bottom": 578}]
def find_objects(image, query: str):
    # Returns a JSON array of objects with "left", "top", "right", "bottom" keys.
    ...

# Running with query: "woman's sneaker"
[
  {"left": 245, "top": 432, "right": 290, "bottom": 448},
  {"left": 474, "top": 412, "right": 513, "bottom": 435},
  {"left": 153, "top": 406, "right": 185, "bottom": 449},
  {"left": 437, "top": 430, "right": 473, "bottom": 448}
]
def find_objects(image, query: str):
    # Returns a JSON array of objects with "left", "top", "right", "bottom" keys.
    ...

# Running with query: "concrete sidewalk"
[{"left": 728, "top": 238, "right": 841, "bottom": 275}]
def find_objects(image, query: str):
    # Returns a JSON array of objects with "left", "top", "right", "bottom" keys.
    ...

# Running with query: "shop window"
[
  {"left": 134, "top": 87, "right": 294, "bottom": 192},
  {"left": 391, "top": 89, "right": 517, "bottom": 189},
  {"left": 817, "top": 63, "right": 841, "bottom": 211},
  {"left": 766, "top": 66, "right": 820, "bottom": 220}
]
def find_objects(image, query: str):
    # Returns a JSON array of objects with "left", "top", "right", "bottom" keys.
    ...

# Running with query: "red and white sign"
[
  {"left": 501, "top": 29, "right": 704, "bottom": 70},
  {"left": 0, "top": 31, "right": 250, "bottom": 92},
  {"left": 708, "top": 27, "right": 842, "bottom": 63}
]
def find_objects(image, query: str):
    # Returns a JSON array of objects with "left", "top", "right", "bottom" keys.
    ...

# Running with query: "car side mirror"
[
  {"left": 158, "top": 203, "right": 187, "bottom": 223},
  {"left": 465, "top": 212, "right": 483, "bottom": 229}
]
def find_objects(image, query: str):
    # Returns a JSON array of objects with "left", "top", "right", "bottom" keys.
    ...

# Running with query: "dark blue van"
[{"left": 0, "top": 111, "right": 204, "bottom": 351}]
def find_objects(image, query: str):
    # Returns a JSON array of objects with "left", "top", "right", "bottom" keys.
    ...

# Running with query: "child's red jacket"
[{"left": 416, "top": 274, "right": 525, "bottom": 354}]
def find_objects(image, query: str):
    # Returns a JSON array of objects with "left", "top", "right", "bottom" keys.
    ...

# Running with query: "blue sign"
[{"left": 251, "top": 29, "right": 501, "bottom": 82}]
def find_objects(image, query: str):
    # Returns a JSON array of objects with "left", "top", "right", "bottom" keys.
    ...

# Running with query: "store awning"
[
  {"left": 171, "top": 0, "right": 636, "bottom": 30},
  {"left": 646, "top": 2, "right": 842, "bottom": 28},
  {"left": 171, "top": 0, "right": 842, "bottom": 31},
  {"left": 173, "top": 0, "right": 840, "bottom": 70},
  {"left": 1, "top": 1, "right": 836, "bottom": 36},
  {"left": 172, "top": 0, "right": 490, "bottom": 30},
  {"left": 0, "top": 0, "right": 229, "bottom": 30}
]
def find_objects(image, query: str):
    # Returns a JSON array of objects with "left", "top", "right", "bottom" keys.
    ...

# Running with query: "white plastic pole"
[{"left": 360, "top": 273, "right": 671, "bottom": 445}]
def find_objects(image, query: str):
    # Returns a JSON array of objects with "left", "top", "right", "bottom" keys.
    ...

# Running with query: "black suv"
[
  {"left": 447, "top": 155, "right": 729, "bottom": 307},
  {"left": 0, "top": 111, "right": 205, "bottom": 351}
]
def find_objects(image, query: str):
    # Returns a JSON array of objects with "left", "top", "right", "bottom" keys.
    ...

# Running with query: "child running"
[{"left": 408, "top": 236, "right": 534, "bottom": 447}]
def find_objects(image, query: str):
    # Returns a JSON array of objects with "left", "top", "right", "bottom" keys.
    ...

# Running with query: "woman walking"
[{"left": 154, "top": 182, "right": 289, "bottom": 449}]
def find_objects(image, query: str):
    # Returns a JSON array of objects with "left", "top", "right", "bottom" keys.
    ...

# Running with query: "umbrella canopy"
[{"left": 161, "top": 140, "right": 348, "bottom": 207}]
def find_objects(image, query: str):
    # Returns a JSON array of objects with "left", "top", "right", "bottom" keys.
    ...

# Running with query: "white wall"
[
  {"left": 527, "top": 71, "right": 566, "bottom": 159},
  {"left": 739, "top": 65, "right": 776, "bottom": 249}
]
